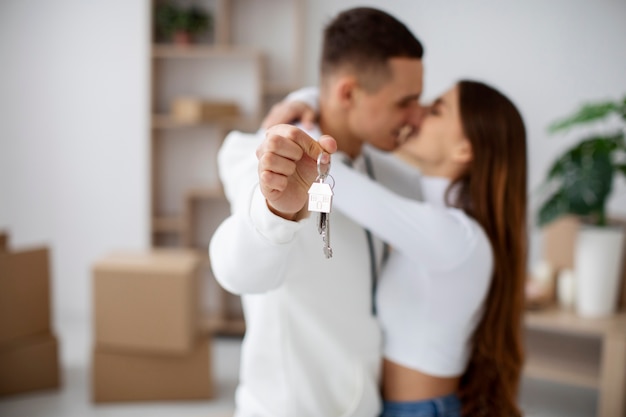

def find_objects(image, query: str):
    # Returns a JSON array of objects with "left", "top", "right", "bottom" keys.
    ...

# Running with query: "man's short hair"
[{"left": 321, "top": 7, "right": 424, "bottom": 91}]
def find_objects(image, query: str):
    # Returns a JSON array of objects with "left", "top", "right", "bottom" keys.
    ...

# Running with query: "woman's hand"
[{"left": 261, "top": 100, "right": 317, "bottom": 130}]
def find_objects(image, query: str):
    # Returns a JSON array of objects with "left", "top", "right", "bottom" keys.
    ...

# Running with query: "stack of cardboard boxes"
[
  {"left": 91, "top": 249, "right": 213, "bottom": 402},
  {"left": 0, "top": 232, "right": 61, "bottom": 397}
]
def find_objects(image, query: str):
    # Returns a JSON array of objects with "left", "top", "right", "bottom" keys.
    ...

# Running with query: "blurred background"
[{"left": 0, "top": 1, "right": 625, "bottom": 416}]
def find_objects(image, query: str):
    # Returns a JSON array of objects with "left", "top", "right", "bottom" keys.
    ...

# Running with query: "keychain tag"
[{"left": 308, "top": 182, "right": 333, "bottom": 213}]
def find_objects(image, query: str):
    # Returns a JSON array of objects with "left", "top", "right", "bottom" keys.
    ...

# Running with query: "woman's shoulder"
[
  {"left": 446, "top": 208, "right": 491, "bottom": 247},
  {"left": 431, "top": 206, "right": 493, "bottom": 269}
]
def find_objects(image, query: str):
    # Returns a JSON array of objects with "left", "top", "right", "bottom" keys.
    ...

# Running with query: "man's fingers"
[
  {"left": 259, "top": 170, "right": 288, "bottom": 195},
  {"left": 285, "top": 127, "right": 337, "bottom": 163},
  {"left": 260, "top": 127, "right": 304, "bottom": 162},
  {"left": 318, "top": 135, "right": 338, "bottom": 155},
  {"left": 256, "top": 126, "right": 337, "bottom": 219},
  {"left": 258, "top": 151, "right": 297, "bottom": 177},
  {"left": 263, "top": 125, "right": 337, "bottom": 162},
  {"left": 266, "top": 124, "right": 325, "bottom": 163}
]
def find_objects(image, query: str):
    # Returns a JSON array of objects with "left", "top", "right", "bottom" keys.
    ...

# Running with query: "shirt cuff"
[{"left": 249, "top": 186, "right": 304, "bottom": 244}]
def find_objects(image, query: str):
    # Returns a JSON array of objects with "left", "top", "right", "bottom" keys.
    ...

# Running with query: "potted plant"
[
  {"left": 537, "top": 95, "right": 626, "bottom": 316},
  {"left": 155, "top": 2, "right": 213, "bottom": 46}
]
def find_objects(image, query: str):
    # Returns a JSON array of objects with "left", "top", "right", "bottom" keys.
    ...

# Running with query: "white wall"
[
  {"left": 0, "top": 1, "right": 150, "bottom": 321},
  {"left": 302, "top": 0, "right": 626, "bottom": 261},
  {"left": 0, "top": 0, "right": 624, "bottom": 322}
]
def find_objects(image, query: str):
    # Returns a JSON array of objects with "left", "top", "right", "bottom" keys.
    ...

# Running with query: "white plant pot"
[{"left": 574, "top": 225, "right": 625, "bottom": 317}]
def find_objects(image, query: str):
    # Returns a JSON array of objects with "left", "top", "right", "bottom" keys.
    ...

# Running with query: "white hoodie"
[{"left": 209, "top": 125, "right": 421, "bottom": 417}]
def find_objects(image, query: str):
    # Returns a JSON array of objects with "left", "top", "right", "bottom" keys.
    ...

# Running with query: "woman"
[{"left": 268, "top": 80, "right": 527, "bottom": 417}]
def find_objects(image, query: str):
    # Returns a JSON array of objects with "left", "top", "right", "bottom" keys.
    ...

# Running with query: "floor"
[{"left": 0, "top": 317, "right": 598, "bottom": 417}]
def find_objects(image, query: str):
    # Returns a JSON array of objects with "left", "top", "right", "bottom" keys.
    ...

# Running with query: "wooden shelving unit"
[
  {"left": 526, "top": 216, "right": 626, "bottom": 416},
  {"left": 150, "top": 0, "right": 305, "bottom": 336},
  {"left": 523, "top": 307, "right": 626, "bottom": 417},
  {"left": 152, "top": 44, "right": 262, "bottom": 59},
  {"left": 151, "top": 113, "right": 258, "bottom": 131},
  {"left": 526, "top": 307, "right": 626, "bottom": 336},
  {"left": 152, "top": 215, "right": 185, "bottom": 234}
]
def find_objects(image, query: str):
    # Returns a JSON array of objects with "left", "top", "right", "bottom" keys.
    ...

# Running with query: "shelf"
[
  {"left": 525, "top": 307, "right": 626, "bottom": 337},
  {"left": 199, "top": 314, "right": 245, "bottom": 337},
  {"left": 186, "top": 186, "right": 225, "bottom": 201},
  {"left": 151, "top": 187, "right": 225, "bottom": 237},
  {"left": 149, "top": 0, "right": 304, "bottom": 345},
  {"left": 263, "top": 82, "right": 300, "bottom": 96},
  {"left": 151, "top": 114, "right": 259, "bottom": 131},
  {"left": 152, "top": 44, "right": 262, "bottom": 60},
  {"left": 522, "top": 307, "right": 626, "bottom": 391},
  {"left": 524, "top": 355, "right": 600, "bottom": 389},
  {"left": 524, "top": 327, "right": 602, "bottom": 389},
  {"left": 152, "top": 215, "right": 185, "bottom": 234}
]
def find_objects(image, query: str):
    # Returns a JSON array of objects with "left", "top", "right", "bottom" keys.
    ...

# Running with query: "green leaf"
[
  {"left": 154, "top": 2, "right": 211, "bottom": 36},
  {"left": 548, "top": 101, "right": 619, "bottom": 133},
  {"left": 538, "top": 191, "right": 570, "bottom": 227},
  {"left": 155, "top": 3, "right": 179, "bottom": 36},
  {"left": 540, "top": 137, "right": 614, "bottom": 226},
  {"left": 546, "top": 134, "right": 621, "bottom": 181},
  {"left": 615, "top": 131, "right": 625, "bottom": 149},
  {"left": 545, "top": 154, "right": 569, "bottom": 180},
  {"left": 540, "top": 95, "right": 626, "bottom": 227},
  {"left": 187, "top": 6, "right": 212, "bottom": 34},
  {"left": 568, "top": 150, "right": 612, "bottom": 213}
]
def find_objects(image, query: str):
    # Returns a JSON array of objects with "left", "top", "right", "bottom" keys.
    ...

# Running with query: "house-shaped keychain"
[{"left": 308, "top": 182, "right": 334, "bottom": 213}]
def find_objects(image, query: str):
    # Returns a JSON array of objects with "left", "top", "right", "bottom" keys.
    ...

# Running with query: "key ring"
[{"left": 316, "top": 152, "right": 335, "bottom": 189}]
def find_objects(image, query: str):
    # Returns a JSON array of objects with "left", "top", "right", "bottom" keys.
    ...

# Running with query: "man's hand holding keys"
[{"left": 257, "top": 124, "right": 337, "bottom": 221}]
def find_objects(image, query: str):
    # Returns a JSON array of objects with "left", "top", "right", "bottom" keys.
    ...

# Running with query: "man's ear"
[
  {"left": 335, "top": 76, "right": 358, "bottom": 108},
  {"left": 453, "top": 138, "right": 473, "bottom": 164}
]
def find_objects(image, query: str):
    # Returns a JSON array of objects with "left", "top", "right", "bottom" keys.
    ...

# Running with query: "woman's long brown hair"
[{"left": 449, "top": 80, "right": 528, "bottom": 417}]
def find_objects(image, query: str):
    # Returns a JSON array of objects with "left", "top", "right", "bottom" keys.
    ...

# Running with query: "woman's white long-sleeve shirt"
[
  {"left": 331, "top": 158, "right": 493, "bottom": 376},
  {"left": 209, "top": 126, "right": 422, "bottom": 417}
]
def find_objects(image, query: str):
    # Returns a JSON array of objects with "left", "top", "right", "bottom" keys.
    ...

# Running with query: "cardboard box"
[
  {"left": 543, "top": 215, "right": 580, "bottom": 271},
  {"left": 0, "top": 231, "right": 8, "bottom": 252},
  {"left": 93, "top": 249, "right": 202, "bottom": 355},
  {"left": 610, "top": 218, "right": 626, "bottom": 309},
  {"left": 171, "top": 97, "right": 239, "bottom": 123},
  {"left": 0, "top": 247, "right": 51, "bottom": 345},
  {"left": 0, "top": 332, "right": 60, "bottom": 397},
  {"left": 91, "top": 337, "right": 213, "bottom": 403},
  {"left": 543, "top": 216, "right": 626, "bottom": 309}
]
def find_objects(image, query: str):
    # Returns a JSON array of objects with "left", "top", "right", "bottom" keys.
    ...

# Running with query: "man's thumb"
[{"left": 317, "top": 135, "right": 337, "bottom": 164}]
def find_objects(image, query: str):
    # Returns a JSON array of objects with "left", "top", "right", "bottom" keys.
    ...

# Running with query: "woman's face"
[{"left": 396, "top": 84, "right": 472, "bottom": 177}]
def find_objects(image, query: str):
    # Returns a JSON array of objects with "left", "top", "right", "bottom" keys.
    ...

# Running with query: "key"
[
  {"left": 322, "top": 213, "right": 332, "bottom": 259},
  {"left": 307, "top": 152, "right": 335, "bottom": 259},
  {"left": 310, "top": 187, "right": 333, "bottom": 258},
  {"left": 318, "top": 212, "right": 326, "bottom": 235}
]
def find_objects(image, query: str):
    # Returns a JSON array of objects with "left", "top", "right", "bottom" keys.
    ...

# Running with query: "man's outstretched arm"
[{"left": 209, "top": 125, "right": 335, "bottom": 294}]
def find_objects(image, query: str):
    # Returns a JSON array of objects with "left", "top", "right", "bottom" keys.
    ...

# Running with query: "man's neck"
[{"left": 318, "top": 109, "right": 362, "bottom": 159}]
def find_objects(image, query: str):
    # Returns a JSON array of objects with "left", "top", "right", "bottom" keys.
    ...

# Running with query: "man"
[{"left": 210, "top": 7, "right": 424, "bottom": 417}]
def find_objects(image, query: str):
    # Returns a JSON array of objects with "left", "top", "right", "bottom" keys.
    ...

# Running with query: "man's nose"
[{"left": 408, "top": 104, "right": 428, "bottom": 130}]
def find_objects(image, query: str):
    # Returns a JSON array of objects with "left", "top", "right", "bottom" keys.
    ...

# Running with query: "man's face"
[{"left": 348, "top": 58, "right": 424, "bottom": 151}]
